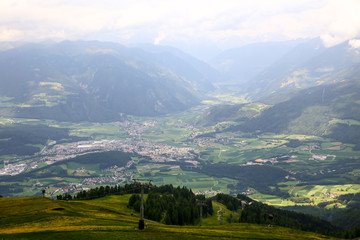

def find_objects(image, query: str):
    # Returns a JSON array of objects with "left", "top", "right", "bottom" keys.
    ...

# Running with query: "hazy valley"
[{"left": 1, "top": 38, "right": 360, "bottom": 238}]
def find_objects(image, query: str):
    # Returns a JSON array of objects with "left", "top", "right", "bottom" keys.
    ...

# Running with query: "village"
[
  {"left": 0, "top": 161, "right": 27, "bottom": 176},
  {"left": 0, "top": 120, "right": 205, "bottom": 197},
  {"left": 0, "top": 118, "right": 344, "bottom": 202},
  {"left": 0, "top": 137, "right": 204, "bottom": 177}
]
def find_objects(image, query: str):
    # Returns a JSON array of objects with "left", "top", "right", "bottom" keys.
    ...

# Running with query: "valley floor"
[{"left": 1, "top": 112, "right": 360, "bottom": 212}]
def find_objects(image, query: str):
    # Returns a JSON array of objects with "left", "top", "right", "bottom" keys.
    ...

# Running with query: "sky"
[{"left": 1, "top": 0, "right": 360, "bottom": 59}]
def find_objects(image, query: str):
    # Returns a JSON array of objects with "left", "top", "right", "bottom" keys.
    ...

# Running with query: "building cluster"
[
  {"left": 73, "top": 167, "right": 89, "bottom": 175},
  {"left": 82, "top": 173, "right": 129, "bottom": 186},
  {"left": 36, "top": 138, "right": 197, "bottom": 165},
  {"left": 309, "top": 154, "right": 336, "bottom": 161},
  {"left": 194, "top": 189, "right": 224, "bottom": 196},
  {"left": 299, "top": 143, "right": 321, "bottom": 152},
  {"left": 322, "top": 192, "right": 339, "bottom": 199},
  {"left": 189, "top": 135, "right": 235, "bottom": 147},
  {"left": 3, "top": 135, "right": 198, "bottom": 178},
  {"left": 117, "top": 120, "right": 156, "bottom": 138},
  {"left": 240, "top": 189, "right": 255, "bottom": 195},
  {"left": 243, "top": 155, "right": 293, "bottom": 166},
  {"left": 0, "top": 162, "right": 27, "bottom": 176}
]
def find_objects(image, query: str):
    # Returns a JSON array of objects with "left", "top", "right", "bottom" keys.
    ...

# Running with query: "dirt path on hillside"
[{"left": 214, "top": 203, "right": 222, "bottom": 221}]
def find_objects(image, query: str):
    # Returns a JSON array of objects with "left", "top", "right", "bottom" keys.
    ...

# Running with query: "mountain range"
[
  {"left": 0, "top": 41, "right": 218, "bottom": 121},
  {"left": 208, "top": 39, "right": 304, "bottom": 84},
  {"left": 246, "top": 39, "right": 360, "bottom": 99},
  {"left": 1, "top": 38, "right": 360, "bottom": 137},
  {"left": 210, "top": 38, "right": 360, "bottom": 101},
  {"left": 199, "top": 62, "right": 360, "bottom": 147}
]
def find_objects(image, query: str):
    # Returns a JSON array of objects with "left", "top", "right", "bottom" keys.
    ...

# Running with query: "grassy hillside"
[
  {"left": 200, "top": 77, "right": 360, "bottom": 147},
  {"left": 197, "top": 102, "right": 270, "bottom": 127},
  {"left": 0, "top": 195, "right": 340, "bottom": 239}
]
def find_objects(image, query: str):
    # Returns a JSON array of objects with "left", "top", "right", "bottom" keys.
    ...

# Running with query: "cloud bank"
[{"left": 1, "top": 0, "right": 360, "bottom": 49}]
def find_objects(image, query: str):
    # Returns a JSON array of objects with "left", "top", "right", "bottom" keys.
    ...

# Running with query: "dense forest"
[
  {"left": 58, "top": 184, "right": 213, "bottom": 226},
  {"left": 128, "top": 186, "right": 213, "bottom": 225},
  {"left": 57, "top": 183, "right": 138, "bottom": 200}
]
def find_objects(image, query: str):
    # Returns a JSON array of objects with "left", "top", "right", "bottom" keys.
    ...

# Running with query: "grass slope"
[{"left": 0, "top": 195, "right": 340, "bottom": 239}]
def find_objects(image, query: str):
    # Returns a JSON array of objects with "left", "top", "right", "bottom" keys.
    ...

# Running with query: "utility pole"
[
  {"left": 131, "top": 179, "right": 152, "bottom": 230},
  {"left": 220, "top": 210, "right": 225, "bottom": 225},
  {"left": 197, "top": 200, "right": 206, "bottom": 226},
  {"left": 268, "top": 213, "right": 274, "bottom": 227},
  {"left": 140, "top": 185, "right": 145, "bottom": 228},
  {"left": 4, "top": 160, "right": 8, "bottom": 170}
]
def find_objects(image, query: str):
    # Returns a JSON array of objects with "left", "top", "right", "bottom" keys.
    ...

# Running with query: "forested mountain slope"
[
  {"left": 0, "top": 41, "right": 217, "bottom": 121},
  {"left": 199, "top": 64, "right": 360, "bottom": 147}
]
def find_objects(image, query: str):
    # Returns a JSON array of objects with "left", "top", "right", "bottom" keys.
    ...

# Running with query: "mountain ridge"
[
  {"left": 245, "top": 39, "right": 360, "bottom": 99},
  {"left": 198, "top": 64, "right": 360, "bottom": 146},
  {"left": 0, "top": 41, "right": 218, "bottom": 121}
]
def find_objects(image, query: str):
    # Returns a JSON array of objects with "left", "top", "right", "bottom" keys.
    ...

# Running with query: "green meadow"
[
  {"left": 0, "top": 195, "right": 341, "bottom": 240},
  {"left": 135, "top": 163, "right": 236, "bottom": 194}
]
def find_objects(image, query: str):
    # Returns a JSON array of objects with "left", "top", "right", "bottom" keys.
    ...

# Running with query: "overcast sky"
[{"left": 1, "top": 0, "right": 360, "bottom": 58}]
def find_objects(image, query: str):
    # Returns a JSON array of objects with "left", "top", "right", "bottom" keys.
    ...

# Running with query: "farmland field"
[{"left": 1, "top": 103, "right": 360, "bottom": 210}]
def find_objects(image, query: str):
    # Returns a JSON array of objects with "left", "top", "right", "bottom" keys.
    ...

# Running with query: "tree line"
[
  {"left": 213, "top": 193, "right": 344, "bottom": 237},
  {"left": 57, "top": 184, "right": 140, "bottom": 200},
  {"left": 57, "top": 184, "right": 213, "bottom": 226},
  {"left": 128, "top": 185, "right": 213, "bottom": 225}
]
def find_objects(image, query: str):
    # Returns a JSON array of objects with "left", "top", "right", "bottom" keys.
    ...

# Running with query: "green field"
[
  {"left": 135, "top": 163, "right": 236, "bottom": 194},
  {"left": 0, "top": 195, "right": 341, "bottom": 239},
  {"left": 1, "top": 109, "right": 360, "bottom": 209}
]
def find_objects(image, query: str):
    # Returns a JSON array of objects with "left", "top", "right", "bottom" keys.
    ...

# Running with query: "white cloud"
[
  {"left": 349, "top": 39, "right": 360, "bottom": 48},
  {"left": 0, "top": 27, "right": 22, "bottom": 41},
  {"left": 154, "top": 32, "right": 166, "bottom": 45},
  {"left": 0, "top": 0, "right": 360, "bottom": 49}
]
